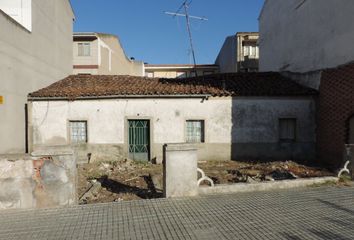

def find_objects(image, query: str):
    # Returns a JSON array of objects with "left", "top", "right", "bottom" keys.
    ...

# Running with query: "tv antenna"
[{"left": 165, "top": 0, "right": 208, "bottom": 76}]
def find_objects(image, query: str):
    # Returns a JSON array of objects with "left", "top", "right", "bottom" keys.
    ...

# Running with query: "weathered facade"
[
  {"left": 28, "top": 74, "right": 317, "bottom": 163},
  {"left": 73, "top": 32, "right": 144, "bottom": 76},
  {"left": 0, "top": 0, "right": 74, "bottom": 154},
  {"left": 0, "top": 146, "right": 77, "bottom": 210},
  {"left": 216, "top": 32, "right": 259, "bottom": 73},
  {"left": 144, "top": 64, "right": 219, "bottom": 79}
]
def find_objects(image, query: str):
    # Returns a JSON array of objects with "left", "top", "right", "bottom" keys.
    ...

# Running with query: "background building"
[
  {"left": 259, "top": 0, "right": 354, "bottom": 74},
  {"left": 144, "top": 64, "right": 219, "bottom": 78},
  {"left": 259, "top": 0, "right": 354, "bottom": 167},
  {"left": 0, "top": 0, "right": 74, "bottom": 154},
  {"left": 73, "top": 32, "right": 144, "bottom": 76},
  {"left": 216, "top": 32, "right": 259, "bottom": 73}
]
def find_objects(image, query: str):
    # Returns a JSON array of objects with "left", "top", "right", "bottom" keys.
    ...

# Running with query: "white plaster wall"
[
  {"left": 31, "top": 97, "right": 315, "bottom": 146},
  {"left": 0, "top": 0, "right": 74, "bottom": 153},
  {"left": 259, "top": 0, "right": 354, "bottom": 73},
  {"left": 31, "top": 98, "right": 233, "bottom": 145}
]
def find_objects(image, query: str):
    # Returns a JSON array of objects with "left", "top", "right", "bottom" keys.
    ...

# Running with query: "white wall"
[
  {"left": 0, "top": 0, "right": 73, "bottom": 153},
  {"left": 259, "top": 0, "right": 354, "bottom": 73},
  {"left": 215, "top": 36, "right": 237, "bottom": 73},
  {"left": 0, "top": 0, "right": 32, "bottom": 31},
  {"left": 30, "top": 97, "right": 316, "bottom": 161}
]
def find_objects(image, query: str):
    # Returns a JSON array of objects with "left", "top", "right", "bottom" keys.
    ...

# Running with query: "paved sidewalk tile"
[{"left": 0, "top": 186, "right": 354, "bottom": 239}]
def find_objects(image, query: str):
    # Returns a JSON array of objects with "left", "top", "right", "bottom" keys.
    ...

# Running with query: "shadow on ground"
[{"left": 99, "top": 175, "right": 163, "bottom": 199}]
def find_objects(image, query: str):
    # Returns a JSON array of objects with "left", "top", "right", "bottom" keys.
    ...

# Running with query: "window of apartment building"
[
  {"left": 279, "top": 118, "right": 296, "bottom": 141},
  {"left": 186, "top": 120, "right": 205, "bottom": 143},
  {"left": 243, "top": 45, "right": 258, "bottom": 58},
  {"left": 69, "top": 121, "right": 88, "bottom": 143},
  {"left": 78, "top": 43, "right": 91, "bottom": 56}
]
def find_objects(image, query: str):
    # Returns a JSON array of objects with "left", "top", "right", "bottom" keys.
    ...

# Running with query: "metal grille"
[
  {"left": 128, "top": 120, "right": 149, "bottom": 160},
  {"left": 69, "top": 121, "right": 87, "bottom": 143},
  {"left": 186, "top": 120, "right": 204, "bottom": 143}
]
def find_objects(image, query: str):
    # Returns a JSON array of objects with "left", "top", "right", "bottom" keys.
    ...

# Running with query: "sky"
[{"left": 70, "top": 0, "right": 264, "bottom": 64}]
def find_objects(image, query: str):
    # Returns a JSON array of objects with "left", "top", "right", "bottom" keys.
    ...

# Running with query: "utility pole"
[{"left": 165, "top": 0, "right": 208, "bottom": 77}]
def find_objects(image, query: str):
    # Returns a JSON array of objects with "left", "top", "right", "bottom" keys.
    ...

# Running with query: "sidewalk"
[{"left": 0, "top": 186, "right": 354, "bottom": 240}]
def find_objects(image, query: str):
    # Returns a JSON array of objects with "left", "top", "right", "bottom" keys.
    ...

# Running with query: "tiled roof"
[{"left": 28, "top": 73, "right": 317, "bottom": 100}]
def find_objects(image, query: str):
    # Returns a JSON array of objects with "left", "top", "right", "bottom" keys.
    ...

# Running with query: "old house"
[
  {"left": 216, "top": 32, "right": 259, "bottom": 73},
  {"left": 144, "top": 64, "right": 219, "bottom": 78},
  {"left": 73, "top": 32, "right": 144, "bottom": 76},
  {"left": 0, "top": 0, "right": 74, "bottom": 154},
  {"left": 28, "top": 73, "right": 317, "bottom": 163},
  {"left": 259, "top": 0, "right": 354, "bottom": 167}
]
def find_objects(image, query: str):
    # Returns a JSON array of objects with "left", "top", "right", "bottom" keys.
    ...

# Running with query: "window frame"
[
  {"left": 185, "top": 120, "right": 205, "bottom": 143},
  {"left": 68, "top": 120, "right": 88, "bottom": 144},
  {"left": 278, "top": 118, "right": 297, "bottom": 142},
  {"left": 78, "top": 42, "right": 91, "bottom": 57}
]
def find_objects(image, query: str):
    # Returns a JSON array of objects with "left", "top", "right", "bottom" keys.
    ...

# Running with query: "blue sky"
[{"left": 70, "top": 0, "right": 264, "bottom": 64}]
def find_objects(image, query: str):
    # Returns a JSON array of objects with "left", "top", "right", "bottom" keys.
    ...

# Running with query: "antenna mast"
[{"left": 165, "top": 0, "right": 208, "bottom": 77}]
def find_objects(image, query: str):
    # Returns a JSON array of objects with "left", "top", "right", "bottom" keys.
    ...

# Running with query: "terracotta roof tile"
[{"left": 28, "top": 73, "right": 317, "bottom": 100}]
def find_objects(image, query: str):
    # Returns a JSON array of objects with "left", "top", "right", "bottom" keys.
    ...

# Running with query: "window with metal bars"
[
  {"left": 186, "top": 120, "right": 205, "bottom": 143},
  {"left": 69, "top": 121, "right": 87, "bottom": 143}
]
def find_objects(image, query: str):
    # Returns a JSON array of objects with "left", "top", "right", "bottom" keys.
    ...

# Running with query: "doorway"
[{"left": 128, "top": 120, "right": 150, "bottom": 161}]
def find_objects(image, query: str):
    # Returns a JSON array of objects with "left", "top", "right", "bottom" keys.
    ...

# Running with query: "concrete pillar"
[{"left": 163, "top": 143, "right": 198, "bottom": 198}]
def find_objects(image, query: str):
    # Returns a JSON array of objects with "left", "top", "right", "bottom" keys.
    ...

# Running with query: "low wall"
[
  {"left": 56, "top": 141, "right": 315, "bottom": 165},
  {"left": 0, "top": 146, "right": 77, "bottom": 210},
  {"left": 198, "top": 177, "right": 338, "bottom": 196}
]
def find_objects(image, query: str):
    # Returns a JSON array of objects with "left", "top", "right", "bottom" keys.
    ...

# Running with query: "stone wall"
[{"left": 0, "top": 146, "right": 77, "bottom": 210}]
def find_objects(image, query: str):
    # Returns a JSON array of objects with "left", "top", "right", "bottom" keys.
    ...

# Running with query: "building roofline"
[
  {"left": 67, "top": 0, "right": 75, "bottom": 20},
  {"left": 236, "top": 32, "right": 259, "bottom": 35},
  {"left": 258, "top": 0, "right": 270, "bottom": 20},
  {"left": 28, "top": 94, "right": 211, "bottom": 101},
  {"left": 145, "top": 64, "right": 219, "bottom": 69}
]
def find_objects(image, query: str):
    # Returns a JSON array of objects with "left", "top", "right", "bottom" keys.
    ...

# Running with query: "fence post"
[{"left": 163, "top": 143, "right": 198, "bottom": 198}]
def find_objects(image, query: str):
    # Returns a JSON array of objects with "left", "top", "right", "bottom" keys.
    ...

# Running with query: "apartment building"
[
  {"left": 73, "top": 32, "right": 144, "bottom": 76},
  {"left": 216, "top": 32, "right": 259, "bottom": 73}
]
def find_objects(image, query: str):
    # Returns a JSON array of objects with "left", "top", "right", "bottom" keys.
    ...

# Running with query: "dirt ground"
[{"left": 78, "top": 159, "right": 336, "bottom": 204}]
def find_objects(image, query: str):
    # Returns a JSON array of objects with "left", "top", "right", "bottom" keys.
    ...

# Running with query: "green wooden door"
[{"left": 128, "top": 120, "right": 150, "bottom": 161}]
